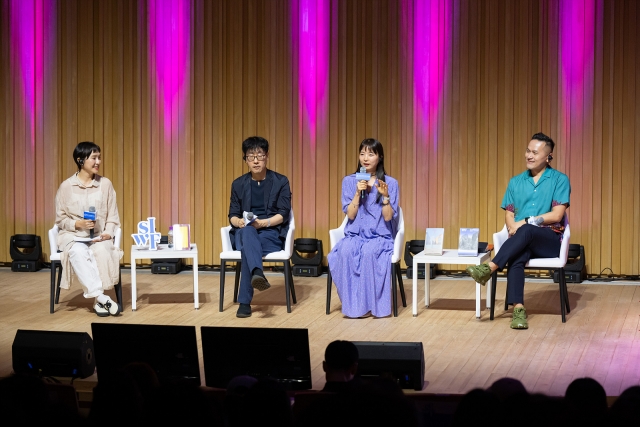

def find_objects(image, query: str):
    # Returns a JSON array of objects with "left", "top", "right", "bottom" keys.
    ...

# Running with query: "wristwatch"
[{"left": 382, "top": 196, "right": 390, "bottom": 205}]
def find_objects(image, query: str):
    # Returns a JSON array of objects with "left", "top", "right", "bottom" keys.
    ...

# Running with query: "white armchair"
[
  {"left": 48, "top": 225, "right": 122, "bottom": 313},
  {"left": 489, "top": 216, "right": 571, "bottom": 322},
  {"left": 326, "top": 207, "right": 407, "bottom": 316},
  {"left": 219, "top": 209, "right": 296, "bottom": 313}
]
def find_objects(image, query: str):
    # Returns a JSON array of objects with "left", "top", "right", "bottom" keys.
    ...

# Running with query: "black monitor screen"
[
  {"left": 91, "top": 323, "right": 200, "bottom": 386},
  {"left": 201, "top": 326, "right": 311, "bottom": 390}
]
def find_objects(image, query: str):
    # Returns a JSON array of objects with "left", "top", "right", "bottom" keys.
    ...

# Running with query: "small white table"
[
  {"left": 130, "top": 243, "right": 199, "bottom": 311},
  {"left": 412, "top": 249, "right": 492, "bottom": 318}
]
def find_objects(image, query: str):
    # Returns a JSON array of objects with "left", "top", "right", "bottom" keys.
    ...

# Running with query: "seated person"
[
  {"left": 322, "top": 340, "right": 360, "bottom": 393},
  {"left": 228, "top": 136, "right": 292, "bottom": 318},
  {"left": 55, "top": 141, "right": 123, "bottom": 316},
  {"left": 327, "top": 138, "right": 400, "bottom": 318},
  {"left": 466, "top": 132, "right": 570, "bottom": 329}
]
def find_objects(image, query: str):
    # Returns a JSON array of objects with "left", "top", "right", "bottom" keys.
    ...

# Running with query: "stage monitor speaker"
[
  {"left": 12, "top": 330, "right": 95, "bottom": 379},
  {"left": 353, "top": 341, "right": 425, "bottom": 391},
  {"left": 201, "top": 326, "right": 312, "bottom": 390},
  {"left": 91, "top": 323, "right": 200, "bottom": 386}
]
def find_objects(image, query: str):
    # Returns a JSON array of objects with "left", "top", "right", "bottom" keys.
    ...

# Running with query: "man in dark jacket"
[{"left": 228, "top": 136, "right": 292, "bottom": 318}]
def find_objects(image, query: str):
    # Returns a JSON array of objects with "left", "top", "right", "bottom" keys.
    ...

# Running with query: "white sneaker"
[
  {"left": 102, "top": 297, "right": 122, "bottom": 316},
  {"left": 94, "top": 302, "right": 110, "bottom": 317}
]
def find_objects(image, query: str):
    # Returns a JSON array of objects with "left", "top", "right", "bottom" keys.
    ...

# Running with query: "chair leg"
[
  {"left": 559, "top": 268, "right": 567, "bottom": 323},
  {"left": 563, "top": 273, "right": 571, "bottom": 314},
  {"left": 392, "top": 263, "right": 398, "bottom": 317},
  {"left": 114, "top": 267, "right": 123, "bottom": 305},
  {"left": 50, "top": 261, "right": 57, "bottom": 313},
  {"left": 326, "top": 270, "right": 333, "bottom": 315},
  {"left": 490, "top": 272, "right": 498, "bottom": 320},
  {"left": 233, "top": 262, "right": 241, "bottom": 303},
  {"left": 286, "top": 260, "right": 297, "bottom": 304},
  {"left": 504, "top": 281, "right": 509, "bottom": 311},
  {"left": 396, "top": 263, "right": 407, "bottom": 307},
  {"left": 55, "top": 264, "right": 63, "bottom": 304},
  {"left": 284, "top": 261, "right": 292, "bottom": 313},
  {"left": 219, "top": 260, "right": 226, "bottom": 312}
]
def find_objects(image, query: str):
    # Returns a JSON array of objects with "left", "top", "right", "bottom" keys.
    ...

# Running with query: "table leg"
[
  {"left": 425, "top": 263, "right": 430, "bottom": 308},
  {"left": 193, "top": 254, "right": 199, "bottom": 310},
  {"left": 475, "top": 281, "right": 481, "bottom": 319},
  {"left": 486, "top": 276, "right": 492, "bottom": 310},
  {"left": 412, "top": 258, "right": 418, "bottom": 316},
  {"left": 131, "top": 255, "right": 137, "bottom": 311}
]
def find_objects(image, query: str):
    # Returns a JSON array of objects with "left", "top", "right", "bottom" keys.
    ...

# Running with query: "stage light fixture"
[
  {"left": 291, "top": 238, "right": 323, "bottom": 277},
  {"left": 10, "top": 234, "right": 42, "bottom": 272}
]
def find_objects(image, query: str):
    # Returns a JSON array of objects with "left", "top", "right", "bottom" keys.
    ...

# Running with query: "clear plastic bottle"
[{"left": 168, "top": 226, "right": 174, "bottom": 248}]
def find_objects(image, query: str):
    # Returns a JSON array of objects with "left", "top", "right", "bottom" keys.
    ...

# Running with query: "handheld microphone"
[
  {"left": 357, "top": 167, "right": 369, "bottom": 200},
  {"left": 84, "top": 206, "right": 97, "bottom": 239},
  {"left": 243, "top": 211, "right": 256, "bottom": 224}
]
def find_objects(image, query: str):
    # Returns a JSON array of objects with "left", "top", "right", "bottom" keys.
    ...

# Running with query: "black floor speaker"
[
  {"left": 352, "top": 341, "right": 425, "bottom": 391},
  {"left": 12, "top": 330, "right": 95, "bottom": 379}
]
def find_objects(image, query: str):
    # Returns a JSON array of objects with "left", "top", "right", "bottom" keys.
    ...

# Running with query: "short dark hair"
[
  {"left": 242, "top": 136, "right": 269, "bottom": 157},
  {"left": 531, "top": 132, "right": 555, "bottom": 153},
  {"left": 324, "top": 340, "right": 359, "bottom": 370},
  {"left": 73, "top": 141, "right": 101, "bottom": 170}
]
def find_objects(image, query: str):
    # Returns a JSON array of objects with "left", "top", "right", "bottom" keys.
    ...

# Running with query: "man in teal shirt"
[{"left": 467, "top": 133, "right": 570, "bottom": 329}]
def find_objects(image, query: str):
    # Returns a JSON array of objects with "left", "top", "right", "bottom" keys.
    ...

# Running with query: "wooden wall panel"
[{"left": 1, "top": 0, "right": 639, "bottom": 277}]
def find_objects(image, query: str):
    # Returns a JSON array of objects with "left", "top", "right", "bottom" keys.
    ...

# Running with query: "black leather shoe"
[
  {"left": 236, "top": 303, "right": 252, "bottom": 318},
  {"left": 251, "top": 274, "right": 271, "bottom": 291}
]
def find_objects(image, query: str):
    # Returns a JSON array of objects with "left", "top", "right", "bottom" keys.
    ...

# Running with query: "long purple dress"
[{"left": 327, "top": 174, "right": 399, "bottom": 318}]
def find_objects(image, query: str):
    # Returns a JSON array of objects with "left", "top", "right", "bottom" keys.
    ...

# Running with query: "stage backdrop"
[{"left": 1, "top": 0, "right": 639, "bottom": 276}]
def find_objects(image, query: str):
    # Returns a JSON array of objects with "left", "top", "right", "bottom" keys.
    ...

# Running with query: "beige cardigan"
[{"left": 55, "top": 173, "right": 123, "bottom": 290}]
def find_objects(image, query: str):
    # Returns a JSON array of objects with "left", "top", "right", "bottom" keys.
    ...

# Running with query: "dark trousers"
[
  {"left": 233, "top": 226, "right": 283, "bottom": 304},
  {"left": 492, "top": 224, "right": 561, "bottom": 305}
]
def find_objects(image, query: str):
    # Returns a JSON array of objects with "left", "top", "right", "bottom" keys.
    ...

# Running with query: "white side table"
[
  {"left": 412, "top": 249, "right": 492, "bottom": 318},
  {"left": 130, "top": 243, "right": 199, "bottom": 311}
]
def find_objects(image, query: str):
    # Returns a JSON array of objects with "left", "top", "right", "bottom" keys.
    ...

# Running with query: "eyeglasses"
[{"left": 245, "top": 154, "right": 267, "bottom": 161}]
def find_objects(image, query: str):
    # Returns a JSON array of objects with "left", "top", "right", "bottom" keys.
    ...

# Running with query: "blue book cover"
[{"left": 458, "top": 228, "right": 479, "bottom": 256}]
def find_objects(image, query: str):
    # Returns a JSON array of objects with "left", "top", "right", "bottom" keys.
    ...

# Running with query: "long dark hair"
[
  {"left": 354, "top": 138, "right": 386, "bottom": 179},
  {"left": 354, "top": 138, "right": 386, "bottom": 202}
]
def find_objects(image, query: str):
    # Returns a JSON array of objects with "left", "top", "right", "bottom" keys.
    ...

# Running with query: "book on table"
[
  {"left": 424, "top": 228, "right": 444, "bottom": 256},
  {"left": 458, "top": 228, "right": 479, "bottom": 256}
]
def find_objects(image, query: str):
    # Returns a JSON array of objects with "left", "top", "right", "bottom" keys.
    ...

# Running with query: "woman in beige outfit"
[{"left": 55, "top": 141, "right": 123, "bottom": 316}]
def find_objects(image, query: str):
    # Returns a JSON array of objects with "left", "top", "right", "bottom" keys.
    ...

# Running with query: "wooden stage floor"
[{"left": 1, "top": 267, "right": 639, "bottom": 397}]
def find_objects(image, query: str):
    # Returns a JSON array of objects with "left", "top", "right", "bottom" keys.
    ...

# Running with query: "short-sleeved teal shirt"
[{"left": 501, "top": 166, "right": 571, "bottom": 234}]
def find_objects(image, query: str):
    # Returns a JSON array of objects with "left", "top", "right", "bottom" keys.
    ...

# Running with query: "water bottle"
[{"left": 168, "top": 226, "right": 174, "bottom": 248}]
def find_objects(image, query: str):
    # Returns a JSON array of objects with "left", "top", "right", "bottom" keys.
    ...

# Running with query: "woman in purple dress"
[{"left": 327, "top": 139, "right": 400, "bottom": 318}]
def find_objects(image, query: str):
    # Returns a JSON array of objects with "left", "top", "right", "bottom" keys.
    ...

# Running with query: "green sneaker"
[
  {"left": 466, "top": 263, "right": 492, "bottom": 285},
  {"left": 510, "top": 307, "right": 528, "bottom": 329}
]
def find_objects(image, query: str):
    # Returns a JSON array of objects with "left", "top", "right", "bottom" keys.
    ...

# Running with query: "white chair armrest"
[
  {"left": 48, "top": 225, "right": 59, "bottom": 254},
  {"left": 329, "top": 228, "right": 345, "bottom": 250},
  {"left": 281, "top": 221, "right": 296, "bottom": 258},
  {"left": 113, "top": 227, "right": 122, "bottom": 249},
  {"left": 391, "top": 207, "right": 405, "bottom": 264},
  {"left": 557, "top": 224, "right": 571, "bottom": 264},
  {"left": 493, "top": 225, "right": 509, "bottom": 255},
  {"left": 220, "top": 226, "right": 233, "bottom": 252}
]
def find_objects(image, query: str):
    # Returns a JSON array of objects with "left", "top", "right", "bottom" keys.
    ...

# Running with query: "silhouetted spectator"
[
  {"left": 452, "top": 388, "right": 500, "bottom": 427},
  {"left": 565, "top": 377, "right": 607, "bottom": 426},
  {"left": 609, "top": 386, "right": 640, "bottom": 426},
  {"left": 322, "top": 340, "right": 360, "bottom": 393},
  {"left": 244, "top": 378, "right": 293, "bottom": 427},
  {"left": 148, "top": 383, "right": 219, "bottom": 424},
  {"left": 89, "top": 369, "right": 144, "bottom": 425},
  {"left": 488, "top": 377, "right": 528, "bottom": 402},
  {"left": 0, "top": 374, "right": 51, "bottom": 425},
  {"left": 225, "top": 376, "right": 258, "bottom": 427},
  {"left": 296, "top": 377, "right": 419, "bottom": 427}
]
